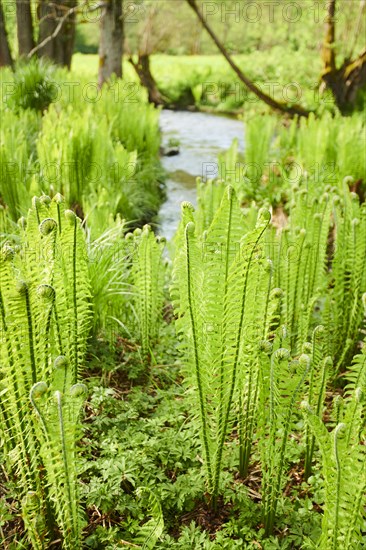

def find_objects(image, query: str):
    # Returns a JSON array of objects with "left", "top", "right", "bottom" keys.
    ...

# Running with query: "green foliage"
[
  {"left": 261, "top": 184, "right": 366, "bottom": 372},
  {"left": 69, "top": 340, "right": 324, "bottom": 549},
  {"left": 30, "top": 381, "right": 87, "bottom": 550},
  {"left": 172, "top": 186, "right": 270, "bottom": 504},
  {"left": 88, "top": 222, "right": 167, "bottom": 367},
  {"left": 327, "top": 191, "right": 366, "bottom": 372},
  {"left": 195, "top": 178, "right": 226, "bottom": 233},
  {"left": 0, "top": 194, "right": 91, "bottom": 548},
  {"left": 128, "top": 226, "right": 166, "bottom": 362},
  {"left": 134, "top": 487, "right": 164, "bottom": 549},
  {"left": 87, "top": 220, "right": 129, "bottom": 334},
  {"left": 303, "top": 327, "right": 332, "bottom": 480},
  {"left": 97, "top": 94, "right": 161, "bottom": 158},
  {"left": 258, "top": 335, "right": 310, "bottom": 536},
  {"left": 36, "top": 101, "right": 163, "bottom": 235},
  {"left": 269, "top": 189, "right": 332, "bottom": 354},
  {"left": 7, "top": 59, "right": 57, "bottom": 113},
  {"left": 0, "top": 69, "right": 164, "bottom": 236},
  {"left": 1, "top": 49, "right": 366, "bottom": 548},
  {"left": 237, "top": 283, "right": 281, "bottom": 480},
  {"left": 302, "top": 390, "right": 366, "bottom": 549},
  {"left": 214, "top": 113, "right": 366, "bottom": 207},
  {"left": 0, "top": 109, "right": 40, "bottom": 221},
  {"left": 244, "top": 116, "right": 276, "bottom": 200}
]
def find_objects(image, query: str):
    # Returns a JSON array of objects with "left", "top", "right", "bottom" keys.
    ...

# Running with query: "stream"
[{"left": 157, "top": 110, "right": 245, "bottom": 240}]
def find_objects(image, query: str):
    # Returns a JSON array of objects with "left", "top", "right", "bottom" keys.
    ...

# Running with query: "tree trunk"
[
  {"left": 129, "top": 54, "right": 166, "bottom": 106},
  {"left": 98, "top": 0, "right": 123, "bottom": 87},
  {"left": 16, "top": 0, "right": 35, "bottom": 56},
  {"left": 37, "top": 0, "right": 76, "bottom": 68},
  {"left": 0, "top": 0, "right": 13, "bottom": 67},
  {"left": 322, "top": 0, "right": 336, "bottom": 73},
  {"left": 186, "top": 0, "right": 310, "bottom": 117},
  {"left": 321, "top": 0, "right": 366, "bottom": 113},
  {"left": 37, "top": 0, "right": 55, "bottom": 60},
  {"left": 55, "top": 0, "right": 77, "bottom": 68}
]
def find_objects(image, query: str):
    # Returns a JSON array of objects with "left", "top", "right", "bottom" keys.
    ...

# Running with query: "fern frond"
[
  {"left": 130, "top": 225, "right": 166, "bottom": 362},
  {"left": 259, "top": 343, "right": 310, "bottom": 535},
  {"left": 30, "top": 381, "right": 87, "bottom": 550},
  {"left": 135, "top": 487, "right": 164, "bottom": 549},
  {"left": 0, "top": 193, "right": 92, "bottom": 547},
  {"left": 304, "top": 326, "right": 331, "bottom": 479},
  {"left": 172, "top": 187, "right": 270, "bottom": 504},
  {"left": 302, "top": 391, "right": 366, "bottom": 549}
]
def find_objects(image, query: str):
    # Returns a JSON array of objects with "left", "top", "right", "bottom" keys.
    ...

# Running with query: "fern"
[
  {"left": 270, "top": 189, "right": 332, "bottom": 353},
  {"left": 304, "top": 326, "right": 332, "bottom": 479},
  {"left": 172, "top": 186, "right": 270, "bottom": 506},
  {"left": 344, "top": 343, "right": 366, "bottom": 399},
  {"left": 331, "top": 193, "right": 366, "bottom": 373},
  {"left": 30, "top": 380, "right": 87, "bottom": 550},
  {"left": 244, "top": 115, "right": 276, "bottom": 200},
  {"left": 258, "top": 337, "right": 310, "bottom": 536},
  {"left": 302, "top": 390, "right": 366, "bottom": 549},
  {"left": 0, "top": 193, "right": 91, "bottom": 548},
  {"left": 195, "top": 178, "right": 227, "bottom": 234},
  {"left": 129, "top": 225, "right": 166, "bottom": 362},
  {"left": 238, "top": 258, "right": 273, "bottom": 478},
  {"left": 134, "top": 487, "right": 164, "bottom": 549},
  {"left": 87, "top": 220, "right": 130, "bottom": 335}
]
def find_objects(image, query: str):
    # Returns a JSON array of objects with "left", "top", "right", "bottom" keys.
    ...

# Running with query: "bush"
[{"left": 7, "top": 58, "right": 58, "bottom": 113}]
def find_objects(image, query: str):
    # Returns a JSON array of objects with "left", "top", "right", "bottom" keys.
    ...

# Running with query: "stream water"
[{"left": 157, "top": 110, "right": 245, "bottom": 240}]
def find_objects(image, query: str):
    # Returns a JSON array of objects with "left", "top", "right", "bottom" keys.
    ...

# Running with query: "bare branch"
[
  {"left": 186, "top": 0, "right": 310, "bottom": 117},
  {"left": 28, "top": 0, "right": 107, "bottom": 59}
]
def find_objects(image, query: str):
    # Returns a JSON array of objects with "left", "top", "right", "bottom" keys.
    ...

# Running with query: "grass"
[{"left": 71, "top": 51, "right": 325, "bottom": 113}]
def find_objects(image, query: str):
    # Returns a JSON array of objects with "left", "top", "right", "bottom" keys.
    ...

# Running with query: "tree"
[
  {"left": 36, "top": 0, "right": 77, "bottom": 68},
  {"left": 0, "top": 0, "right": 13, "bottom": 67},
  {"left": 321, "top": 0, "right": 366, "bottom": 114},
  {"left": 127, "top": 3, "right": 167, "bottom": 105},
  {"left": 186, "top": 0, "right": 366, "bottom": 117},
  {"left": 16, "top": 0, "right": 35, "bottom": 56},
  {"left": 186, "top": 0, "right": 310, "bottom": 117},
  {"left": 98, "top": 0, "right": 124, "bottom": 87}
]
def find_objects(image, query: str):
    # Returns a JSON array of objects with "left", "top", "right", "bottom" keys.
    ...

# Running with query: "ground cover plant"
[{"left": 1, "top": 64, "right": 366, "bottom": 550}]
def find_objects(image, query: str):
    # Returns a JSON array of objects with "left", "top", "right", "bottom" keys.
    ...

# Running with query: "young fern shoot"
[
  {"left": 301, "top": 389, "right": 366, "bottom": 549},
  {"left": 30, "top": 379, "right": 87, "bottom": 550},
  {"left": 172, "top": 186, "right": 270, "bottom": 507},
  {"left": 304, "top": 326, "right": 332, "bottom": 479},
  {"left": 128, "top": 225, "right": 166, "bottom": 363},
  {"left": 258, "top": 334, "right": 310, "bottom": 536},
  {"left": 0, "top": 194, "right": 91, "bottom": 548}
]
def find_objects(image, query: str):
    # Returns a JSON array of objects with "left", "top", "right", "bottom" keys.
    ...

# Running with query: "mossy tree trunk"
[{"left": 321, "top": 0, "right": 366, "bottom": 114}]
